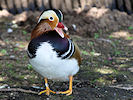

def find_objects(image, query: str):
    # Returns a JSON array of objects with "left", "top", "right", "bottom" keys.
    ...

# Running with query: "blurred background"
[
  {"left": 0, "top": 0, "right": 133, "bottom": 100},
  {"left": 0, "top": 0, "right": 133, "bottom": 14}
]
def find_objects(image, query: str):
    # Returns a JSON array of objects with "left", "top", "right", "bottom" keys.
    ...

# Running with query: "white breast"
[{"left": 29, "top": 42, "right": 79, "bottom": 81}]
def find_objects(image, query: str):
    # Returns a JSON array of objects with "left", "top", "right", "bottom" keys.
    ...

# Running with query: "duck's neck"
[{"left": 31, "top": 22, "right": 53, "bottom": 40}]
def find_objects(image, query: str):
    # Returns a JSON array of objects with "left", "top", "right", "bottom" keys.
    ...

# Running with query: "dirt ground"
[{"left": 0, "top": 8, "right": 133, "bottom": 100}]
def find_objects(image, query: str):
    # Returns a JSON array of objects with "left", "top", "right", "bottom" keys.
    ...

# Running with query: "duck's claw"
[
  {"left": 56, "top": 76, "right": 73, "bottom": 96},
  {"left": 39, "top": 87, "right": 56, "bottom": 96},
  {"left": 39, "top": 78, "right": 56, "bottom": 96},
  {"left": 57, "top": 89, "right": 72, "bottom": 96}
]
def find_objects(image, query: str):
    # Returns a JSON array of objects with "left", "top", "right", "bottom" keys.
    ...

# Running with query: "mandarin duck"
[{"left": 27, "top": 9, "right": 81, "bottom": 96}]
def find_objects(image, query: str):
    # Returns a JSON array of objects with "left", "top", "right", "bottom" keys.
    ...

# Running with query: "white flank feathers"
[{"left": 29, "top": 42, "right": 79, "bottom": 81}]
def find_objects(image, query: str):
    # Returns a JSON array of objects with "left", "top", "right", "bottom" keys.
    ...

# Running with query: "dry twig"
[{"left": 0, "top": 88, "right": 38, "bottom": 94}]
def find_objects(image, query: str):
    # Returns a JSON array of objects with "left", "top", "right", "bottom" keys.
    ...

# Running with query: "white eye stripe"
[
  {"left": 38, "top": 16, "right": 42, "bottom": 23},
  {"left": 38, "top": 10, "right": 58, "bottom": 23},
  {"left": 38, "top": 16, "right": 54, "bottom": 23}
]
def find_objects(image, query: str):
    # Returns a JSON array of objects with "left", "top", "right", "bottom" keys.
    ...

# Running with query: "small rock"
[
  {"left": 112, "top": 79, "right": 117, "bottom": 84},
  {"left": 15, "top": 43, "right": 20, "bottom": 47},
  {"left": 10, "top": 93, "right": 14, "bottom": 96},
  {"left": 0, "top": 84, "right": 9, "bottom": 89},
  {"left": 7, "top": 28, "right": 13, "bottom": 33},
  {"left": 10, "top": 55, "right": 15, "bottom": 59},
  {"left": 128, "top": 67, "right": 133, "bottom": 72},
  {"left": 46, "top": 98, "right": 50, "bottom": 100},
  {"left": 105, "top": 91, "right": 108, "bottom": 93},
  {"left": 72, "top": 24, "right": 77, "bottom": 30},
  {"left": 0, "top": 40, "right": 6, "bottom": 46},
  {"left": 11, "top": 24, "right": 18, "bottom": 28}
]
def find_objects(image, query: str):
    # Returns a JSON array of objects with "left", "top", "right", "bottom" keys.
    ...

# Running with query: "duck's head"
[{"left": 37, "top": 9, "right": 66, "bottom": 38}]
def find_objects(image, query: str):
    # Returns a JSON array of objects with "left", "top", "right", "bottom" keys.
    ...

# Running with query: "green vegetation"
[
  {"left": 127, "top": 36, "right": 133, "bottom": 40},
  {"left": 81, "top": 50, "right": 89, "bottom": 55},
  {"left": 27, "top": 64, "right": 33, "bottom": 70},
  {"left": 128, "top": 26, "right": 133, "bottom": 30},
  {"left": 109, "top": 35, "right": 113, "bottom": 39},
  {"left": 94, "top": 33, "right": 99, "bottom": 39},
  {"left": 22, "top": 30, "right": 28, "bottom": 35},
  {"left": 0, "top": 49, "right": 7, "bottom": 55},
  {"left": 14, "top": 47, "right": 19, "bottom": 51}
]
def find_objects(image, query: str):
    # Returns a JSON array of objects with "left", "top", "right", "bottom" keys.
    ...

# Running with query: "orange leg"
[
  {"left": 38, "top": 78, "right": 56, "bottom": 96},
  {"left": 57, "top": 76, "right": 73, "bottom": 96}
]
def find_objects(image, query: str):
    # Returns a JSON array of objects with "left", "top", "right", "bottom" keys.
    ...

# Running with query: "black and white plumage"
[
  {"left": 27, "top": 30, "right": 79, "bottom": 81},
  {"left": 27, "top": 30, "right": 75, "bottom": 59}
]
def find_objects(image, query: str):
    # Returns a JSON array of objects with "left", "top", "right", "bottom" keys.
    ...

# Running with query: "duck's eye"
[{"left": 49, "top": 17, "right": 54, "bottom": 21}]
